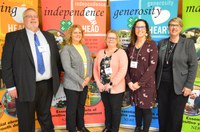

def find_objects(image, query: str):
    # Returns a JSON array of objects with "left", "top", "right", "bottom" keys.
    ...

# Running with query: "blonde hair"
[
  {"left": 106, "top": 29, "right": 122, "bottom": 48},
  {"left": 168, "top": 17, "right": 183, "bottom": 28},
  {"left": 65, "top": 24, "right": 84, "bottom": 45}
]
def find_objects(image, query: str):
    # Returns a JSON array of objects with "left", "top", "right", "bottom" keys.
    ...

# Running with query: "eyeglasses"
[
  {"left": 168, "top": 24, "right": 180, "bottom": 28},
  {"left": 72, "top": 31, "right": 82, "bottom": 35},
  {"left": 107, "top": 37, "right": 117, "bottom": 40},
  {"left": 135, "top": 26, "right": 146, "bottom": 30},
  {"left": 24, "top": 15, "right": 38, "bottom": 19}
]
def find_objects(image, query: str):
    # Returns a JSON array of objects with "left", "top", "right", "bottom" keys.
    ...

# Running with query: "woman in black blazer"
[{"left": 156, "top": 17, "right": 198, "bottom": 132}]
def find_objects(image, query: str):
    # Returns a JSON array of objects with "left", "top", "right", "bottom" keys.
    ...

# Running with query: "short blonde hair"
[
  {"left": 106, "top": 30, "right": 122, "bottom": 48},
  {"left": 65, "top": 24, "right": 84, "bottom": 45},
  {"left": 168, "top": 17, "right": 183, "bottom": 28}
]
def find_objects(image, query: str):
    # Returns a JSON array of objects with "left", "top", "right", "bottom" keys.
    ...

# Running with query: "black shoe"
[
  {"left": 77, "top": 127, "right": 90, "bottom": 132},
  {"left": 102, "top": 128, "right": 111, "bottom": 132},
  {"left": 134, "top": 126, "right": 141, "bottom": 132}
]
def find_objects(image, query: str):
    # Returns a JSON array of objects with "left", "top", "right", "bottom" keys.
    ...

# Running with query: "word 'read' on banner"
[
  {"left": 182, "top": 0, "right": 200, "bottom": 132},
  {"left": 0, "top": 1, "right": 39, "bottom": 131},
  {"left": 110, "top": 0, "right": 178, "bottom": 130},
  {"left": 41, "top": 0, "right": 107, "bottom": 127}
]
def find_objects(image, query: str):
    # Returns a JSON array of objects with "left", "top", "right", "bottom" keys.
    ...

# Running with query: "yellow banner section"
[
  {"left": 0, "top": 0, "right": 38, "bottom": 59},
  {"left": 0, "top": 1, "right": 39, "bottom": 131}
]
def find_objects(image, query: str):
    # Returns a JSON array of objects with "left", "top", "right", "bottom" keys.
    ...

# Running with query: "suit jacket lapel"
[
  {"left": 160, "top": 40, "right": 168, "bottom": 65},
  {"left": 20, "top": 29, "right": 34, "bottom": 65}
]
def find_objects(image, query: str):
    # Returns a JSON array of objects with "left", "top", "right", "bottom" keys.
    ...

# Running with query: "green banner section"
[
  {"left": 182, "top": 0, "right": 200, "bottom": 132},
  {"left": 182, "top": 115, "right": 200, "bottom": 132},
  {"left": 182, "top": 0, "right": 200, "bottom": 30},
  {"left": 182, "top": 0, "right": 200, "bottom": 86}
]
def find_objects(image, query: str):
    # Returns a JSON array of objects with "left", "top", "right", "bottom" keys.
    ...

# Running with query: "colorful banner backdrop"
[
  {"left": 0, "top": 1, "right": 38, "bottom": 131},
  {"left": 182, "top": 0, "right": 200, "bottom": 132},
  {"left": 110, "top": 0, "right": 178, "bottom": 130},
  {"left": 41, "top": 0, "right": 107, "bottom": 127}
]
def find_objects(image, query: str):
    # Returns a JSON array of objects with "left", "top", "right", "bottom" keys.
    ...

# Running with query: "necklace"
[
  {"left": 165, "top": 41, "right": 177, "bottom": 64},
  {"left": 106, "top": 48, "right": 118, "bottom": 56}
]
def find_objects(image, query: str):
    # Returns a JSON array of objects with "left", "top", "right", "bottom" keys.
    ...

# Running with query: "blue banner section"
[
  {"left": 110, "top": 0, "right": 139, "bottom": 30},
  {"left": 121, "top": 105, "right": 135, "bottom": 125},
  {"left": 110, "top": 0, "right": 178, "bottom": 43},
  {"left": 110, "top": 0, "right": 179, "bottom": 129},
  {"left": 121, "top": 105, "right": 158, "bottom": 128},
  {"left": 141, "top": 0, "right": 178, "bottom": 42}
]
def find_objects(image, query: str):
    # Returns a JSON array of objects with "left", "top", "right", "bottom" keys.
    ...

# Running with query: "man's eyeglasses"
[{"left": 24, "top": 15, "right": 38, "bottom": 19}]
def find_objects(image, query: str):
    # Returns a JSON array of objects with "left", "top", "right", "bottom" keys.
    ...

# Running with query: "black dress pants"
[
  {"left": 158, "top": 81, "right": 188, "bottom": 132},
  {"left": 135, "top": 106, "right": 152, "bottom": 132},
  {"left": 16, "top": 79, "right": 54, "bottom": 132},
  {"left": 64, "top": 86, "right": 88, "bottom": 131},
  {"left": 101, "top": 92, "right": 124, "bottom": 132}
]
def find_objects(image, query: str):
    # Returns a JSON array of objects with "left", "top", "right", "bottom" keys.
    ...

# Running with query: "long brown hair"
[{"left": 130, "top": 19, "right": 152, "bottom": 45}]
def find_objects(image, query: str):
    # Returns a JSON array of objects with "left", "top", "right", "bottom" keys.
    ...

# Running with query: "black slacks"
[
  {"left": 158, "top": 81, "right": 188, "bottom": 132},
  {"left": 135, "top": 106, "right": 152, "bottom": 132},
  {"left": 101, "top": 92, "right": 124, "bottom": 132},
  {"left": 64, "top": 86, "right": 88, "bottom": 131},
  {"left": 16, "top": 79, "right": 54, "bottom": 132}
]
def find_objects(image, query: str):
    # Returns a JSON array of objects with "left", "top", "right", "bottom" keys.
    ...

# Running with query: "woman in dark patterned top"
[{"left": 126, "top": 19, "right": 158, "bottom": 132}]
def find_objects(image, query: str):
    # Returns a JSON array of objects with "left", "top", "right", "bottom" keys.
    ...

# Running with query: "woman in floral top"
[
  {"left": 126, "top": 19, "right": 158, "bottom": 132},
  {"left": 94, "top": 30, "right": 128, "bottom": 132}
]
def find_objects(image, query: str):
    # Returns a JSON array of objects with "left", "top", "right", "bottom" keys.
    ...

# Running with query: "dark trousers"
[
  {"left": 16, "top": 79, "right": 54, "bottom": 132},
  {"left": 64, "top": 87, "right": 88, "bottom": 131},
  {"left": 135, "top": 106, "right": 152, "bottom": 132},
  {"left": 158, "top": 81, "right": 188, "bottom": 132},
  {"left": 101, "top": 92, "right": 124, "bottom": 132}
]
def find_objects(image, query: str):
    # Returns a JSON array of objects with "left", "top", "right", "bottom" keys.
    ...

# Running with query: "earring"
[{"left": 145, "top": 33, "right": 148, "bottom": 37}]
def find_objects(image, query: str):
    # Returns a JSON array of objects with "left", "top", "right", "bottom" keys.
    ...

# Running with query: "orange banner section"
[
  {"left": 41, "top": 0, "right": 107, "bottom": 127},
  {"left": 0, "top": 1, "right": 38, "bottom": 131}
]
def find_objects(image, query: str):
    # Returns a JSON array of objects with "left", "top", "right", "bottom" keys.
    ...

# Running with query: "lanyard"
[
  {"left": 165, "top": 42, "right": 177, "bottom": 64},
  {"left": 130, "top": 43, "right": 145, "bottom": 61}
]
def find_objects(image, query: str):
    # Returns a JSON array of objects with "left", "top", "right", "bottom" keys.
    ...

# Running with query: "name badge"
[
  {"left": 83, "top": 62, "right": 87, "bottom": 69},
  {"left": 105, "top": 67, "right": 112, "bottom": 75},
  {"left": 130, "top": 61, "right": 138, "bottom": 68},
  {"left": 38, "top": 45, "right": 47, "bottom": 53}
]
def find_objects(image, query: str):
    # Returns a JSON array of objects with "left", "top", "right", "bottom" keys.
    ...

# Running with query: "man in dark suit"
[{"left": 2, "top": 8, "right": 61, "bottom": 132}]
